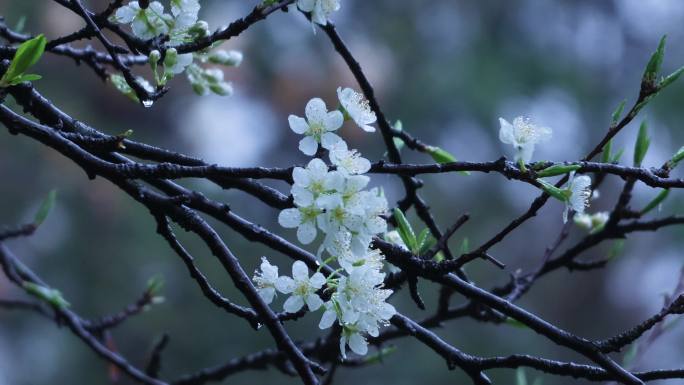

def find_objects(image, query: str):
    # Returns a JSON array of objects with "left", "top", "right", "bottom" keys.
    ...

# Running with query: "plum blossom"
[
  {"left": 252, "top": 257, "right": 279, "bottom": 303},
  {"left": 111, "top": 1, "right": 169, "bottom": 40},
  {"left": 337, "top": 87, "right": 377, "bottom": 132},
  {"left": 297, "top": 0, "right": 341, "bottom": 27},
  {"left": 289, "top": 98, "right": 343, "bottom": 155},
  {"left": 499, "top": 116, "right": 552, "bottom": 163},
  {"left": 276, "top": 261, "right": 326, "bottom": 312},
  {"left": 328, "top": 141, "right": 371, "bottom": 175},
  {"left": 574, "top": 211, "right": 609, "bottom": 233},
  {"left": 563, "top": 172, "right": 592, "bottom": 223}
]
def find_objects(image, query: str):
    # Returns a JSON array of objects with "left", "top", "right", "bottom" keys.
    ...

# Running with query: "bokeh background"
[{"left": 1, "top": 1, "right": 684, "bottom": 384}]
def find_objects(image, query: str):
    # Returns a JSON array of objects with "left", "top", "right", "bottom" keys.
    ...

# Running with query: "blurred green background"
[{"left": 1, "top": 1, "right": 684, "bottom": 384}]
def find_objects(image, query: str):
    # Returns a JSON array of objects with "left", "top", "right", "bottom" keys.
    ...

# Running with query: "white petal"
[
  {"left": 339, "top": 335, "right": 347, "bottom": 359},
  {"left": 291, "top": 185, "right": 314, "bottom": 206},
  {"left": 346, "top": 175, "right": 370, "bottom": 192},
  {"left": 305, "top": 293, "right": 324, "bottom": 311},
  {"left": 323, "top": 171, "right": 346, "bottom": 192},
  {"left": 291, "top": 260, "right": 309, "bottom": 280},
  {"left": 278, "top": 208, "right": 302, "bottom": 228},
  {"left": 309, "top": 272, "right": 326, "bottom": 289},
  {"left": 498, "top": 117, "right": 516, "bottom": 145},
  {"left": 275, "top": 276, "right": 295, "bottom": 294},
  {"left": 114, "top": 4, "right": 138, "bottom": 23},
  {"left": 283, "top": 295, "right": 304, "bottom": 313},
  {"left": 299, "top": 136, "right": 319, "bottom": 156},
  {"left": 289, "top": 115, "right": 309, "bottom": 134},
  {"left": 292, "top": 167, "right": 310, "bottom": 187},
  {"left": 297, "top": 0, "right": 315, "bottom": 12},
  {"left": 348, "top": 333, "right": 368, "bottom": 355},
  {"left": 360, "top": 123, "right": 376, "bottom": 133},
  {"left": 516, "top": 143, "right": 535, "bottom": 163},
  {"left": 297, "top": 222, "right": 317, "bottom": 244},
  {"left": 305, "top": 98, "right": 328, "bottom": 124},
  {"left": 321, "top": 132, "right": 343, "bottom": 150},
  {"left": 352, "top": 157, "right": 371, "bottom": 174},
  {"left": 307, "top": 158, "right": 328, "bottom": 178},
  {"left": 258, "top": 287, "right": 276, "bottom": 304},
  {"left": 319, "top": 308, "right": 337, "bottom": 329},
  {"left": 323, "top": 110, "right": 344, "bottom": 131}
]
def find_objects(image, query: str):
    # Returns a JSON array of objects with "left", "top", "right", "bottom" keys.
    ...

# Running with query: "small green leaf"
[
  {"left": 536, "top": 179, "right": 568, "bottom": 201},
  {"left": 392, "top": 120, "right": 405, "bottom": 152},
  {"left": 633, "top": 120, "right": 651, "bottom": 167},
  {"left": 641, "top": 189, "right": 670, "bottom": 215},
  {"left": 146, "top": 274, "right": 165, "bottom": 296},
  {"left": 33, "top": 189, "right": 57, "bottom": 227},
  {"left": 607, "top": 240, "right": 625, "bottom": 260},
  {"left": 611, "top": 100, "right": 626, "bottom": 126},
  {"left": 363, "top": 346, "right": 397, "bottom": 364},
  {"left": 393, "top": 208, "right": 417, "bottom": 252},
  {"left": 23, "top": 281, "right": 70, "bottom": 309},
  {"left": 601, "top": 139, "right": 613, "bottom": 163},
  {"left": 433, "top": 251, "right": 445, "bottom": 262},
  {"left": 427, "top": 145, "right": 456, "bottom": 163},
  {"left": 642, "top": 35, "right": 667, "bottom": 85},
  {"left": 666, "top": 146, "right": 684, "bottom": 169},
  {"left": 611, "top": 148, "right": 625, "bottom": 163},
  {"left": 622, "top": 343, "right": 639, "bottom": 366},
  {"left": 536, "top": 164, "right": 581, "bottom": 178},
  {"left": 1, "top": 34, "right": 47, "bottom": 87},
  {"left": 460, "top": 238, "right": 469, "bottom": 254},
  {"left": 415, "top": 228, "right": 430, "bottom": 254},
  {"left": 506, "top": 317, "right": 530, "bottom": 329},
  {"left": 659, "top": 65, "right": 684, "bottom": 90},
  {"left": 516, "top": 368, "right": 529, "bottom": 385},
  {"left": 8, "top": 73, "right": 42, "bottom": 85},
  {"left": 426, "top": 146, "right": 469, "bottom": 175}
]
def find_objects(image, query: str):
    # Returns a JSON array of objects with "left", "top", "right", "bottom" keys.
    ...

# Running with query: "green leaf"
[
  {"left": 506, "top": 317, "right": 530, "bottom": 329},
  {"left": 536, "top": 164, "right": 581, "bottom": 178},
  {"left": 426, "top": 146, "right": 469, "bottom": 175},
  {"left": 415, "top": 228, "right": 430, "bottom": 254},
  {"left": 607, "top": 240, "right": 625, "bottom": 260},
  {"left": 633, "top": 120, "right": 651, "bottom": 167},
  {"left": 393, "top": 208, "right": 417, "bottom": 252},
  {"left": 392, "top": 120, "right": 405, "bottom": 152},
  {"left": 536, "top": 179, "right": 568, "bottom": 201},
  {"left": 1, "top": 34, "right": 47, "bottom": 86},
  {"left": 643, "top": 35, "right": 666, "bottom": 85},
  {"left": 8, "top": 73, "right": 41, "bottom": 85},
  {"left": 622, "top": 343, "right": 639, "bottom": 366},
  {"left": 146, "top": 274, "right": 165, "bottom": 296},
  {"left": 611, "top": 148, "right": 625, "bottom": 163},
  {"left": 641, "top": 189, "right": 670, "bottom": 215},
  {"left": 460, "top": 238, "right": 469, "bottom": 254},
  {"left": 23, "top": 281, "right": 70, "bottom": 309},
  {"left": 601, "top": 139, "right": 613, "bottom": 163},
  {"left": 659, "top": 65, "right": 684, "bottom": 90},
  {"left": 33, "top": 189, "right": 57, "bottom": 227},
  {"left": 611, "top": 100, "right": 626, "bottom": 126},
  {"left": 666, "top": 146, "right": 684, "bottom": 169},
  {"left": 363, "top": 346, "right": 397, "bottom": 364},
  {"left": 516, "top": 368, "right": 529, "bottom": 385}
]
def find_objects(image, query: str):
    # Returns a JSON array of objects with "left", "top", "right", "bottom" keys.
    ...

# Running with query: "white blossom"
[
  {"left": 499, "top": 116, "right": 552, "bottom": 163},
  {"left": 276, "top": 261, "right": 326, "bottom": 312},
  {"left": 297, "top": 0, "right": 341, "bottom": 27},
  {"left": 340, "top": 326, "right": 368, "bottom": 357},
  {"left": 252, "top": 257, "right": 279, "bottom": 304},
  {"left": 573, "top": 211, "right": 609, "bottom": 233},
  {"left": 289, "top": 98, "right": 343, "bottom": 156},
  {"left": 111, "top": 1, "right": 169, "bottom": 40},
  {"left": 337, "top": 87, "right": 376, "bottom": 132},
  {"left": 563, "top": 172, "right": 592, "bottom": 223},
  {"left": 279, "top": 186, "right": 321, "bottom": 244},
  {"left": 328, "top": 141, "right": 371, "bottom": 175}
]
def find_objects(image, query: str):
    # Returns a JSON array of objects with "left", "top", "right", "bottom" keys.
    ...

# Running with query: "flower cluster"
[
  {"left": 254, "top": 88, "right": 396, "bottom": 358},
  {"left": 110, "top": 1, "right": 241, "bottom": 98}
]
